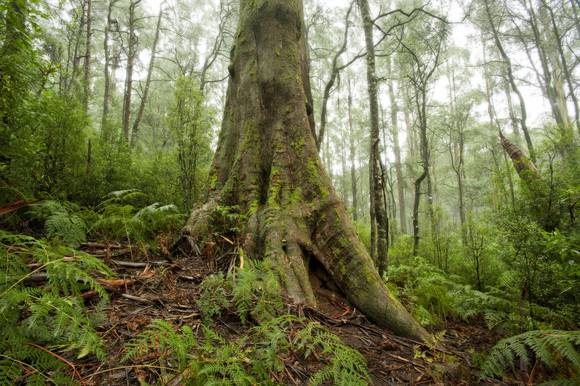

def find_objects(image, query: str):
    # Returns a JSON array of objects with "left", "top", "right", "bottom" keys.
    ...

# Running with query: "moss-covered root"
[
  {"left": 264, "top": 219, "right": 317, "bottom": 307},
  {"left": 313, "top": 203, "right": 433, "bottom": 344}
]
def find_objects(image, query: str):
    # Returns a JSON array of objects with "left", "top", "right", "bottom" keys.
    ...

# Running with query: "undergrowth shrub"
[
  {"left": 90, "top": 189, "right": 184, "bottom": 244},
  {"left": 386, "top": 257, "right": 536, "bottom": 331},
  {"left": 0, "top": 231, "right": 112, "bottom": 384},
  {"left": 27, "top": 200, "right": 87, "bottom": 247}
]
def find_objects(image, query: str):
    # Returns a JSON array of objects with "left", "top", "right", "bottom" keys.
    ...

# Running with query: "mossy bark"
[{"left": 181, "top": 0, "right": 430, "bottom": 343}]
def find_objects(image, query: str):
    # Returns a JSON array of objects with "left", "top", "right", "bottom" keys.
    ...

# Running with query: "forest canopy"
[{"left": 0, "top": 0, "right": 578, "bottom": 384}]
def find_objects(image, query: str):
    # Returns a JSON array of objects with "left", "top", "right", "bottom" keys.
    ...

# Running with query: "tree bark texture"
[{"left": 180, "top": 0, "right": 430, "bottom": 342}]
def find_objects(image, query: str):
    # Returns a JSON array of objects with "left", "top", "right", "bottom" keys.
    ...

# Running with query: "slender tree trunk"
[
  {"left": 503, "top": 81, "right": 521, "bottom": 140},
  {"left": 447, "top": 66, "right": 467, "bottom": 245},
  {"left": 69, "top": 0, "right": 86, "bottom": 93},
  {"left": 482, "top": 37, "right": 516, "bottom": 210},
  {"left": 358, "top": 0, "right": 389, "bottom": 275},
  {"left": 316, "top": 3, "right": 353, "bottom": 151},
  {"left": 131, "top": 7, "right": 163, "bottom": 146},
  {"left": 543, "top": 0, "right": 579, "bottom": 133},
  {"left": 387, "top": 57, "right": 407, "bottom": 234},
  {"left": 122, "top": 0, "right": 139, "bottom": 141},
  {"left": 524, "top": 0, "right": 570, "bottom": 129},
  {"left": 413, "top": 90, "right": 430, "bottom": 257},
  {"left": 101, "top": 0, "right": 117, "bottom": 133},
  {"left": 82, "top": 0, "right": 92, "bottom": 113},
  {"left": 178, "top": 0, "right": 430, "bottom": 343},
  {"left": 484, "top": 0, "right": 536, "bottom": 163},
  {"left": 347, "top": 79, "right": 358, "bottom": 221}
]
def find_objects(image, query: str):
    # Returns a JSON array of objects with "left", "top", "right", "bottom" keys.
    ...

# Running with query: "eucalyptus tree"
[
  {"left": 102, "top": 0, "right": 120, "bottom": 132},
  {"left": 480, "top": 0, "right": 536, "bottom": 162},
  {"left": 178, "top": 0, "right": 430, "bottom": 342},
  {"left": 122, "top": 0, "right": 142, "bottom": 142}
]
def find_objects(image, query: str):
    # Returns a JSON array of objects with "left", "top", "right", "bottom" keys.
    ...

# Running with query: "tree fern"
[{"left": 482, "top": 330, "right": 580, "bottom": 380}]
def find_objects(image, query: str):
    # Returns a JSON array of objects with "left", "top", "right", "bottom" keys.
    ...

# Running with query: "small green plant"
[
  {"left": 127, "top": 262, "right": 370, "bottom": 385},
  {"left": 27, "top": 200, "right": 87, "bottom": 247},
  {"left": 481, "top": 330, "right": 580, "bottom": 381},
  {"left": 0, "top": 231, "right": 112, "bottom": 384},
  {"left": 197, "top": 260, "right": 283, "bottom": 324},
  {"left": 91, "top": 190, "right": 184, "bottom": 243},
  {"left": 197, "top": 273, "right": 232, "bottom": 322},
  {"left": 295, "top": 321, "right": 371, "bottom": 385},
  {"left": 125, "top": 315, "right": 371, "bottom": 385}
]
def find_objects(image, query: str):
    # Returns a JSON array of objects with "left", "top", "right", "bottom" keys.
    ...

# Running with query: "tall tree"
[
  {"left": 316, "top": 2, "right": 353, "bottom": 151},
  {"left": 101, "top": 0, "right": 119, "bottom": 133},
  {"left": 82, "top": 0, "right": 92, "bottom": 113},
  {"left": 398, "top": 14, "right": 446, "bottom": 257},
  {"left": 483, "top": 0, "right": 536, "bottom": 163},
  {"left": 347, "top": 77, "right": 358, "bottom": 221},
  {"left": 357, "top": 0, "right": 389, "bottom": 275},
  {"left": 178, "top": 0, "right": 429, "bottom": 342},
  {"left": 122, "top": 0, "right": 141, "bottom": 141},
  {"left": 387, "top": 56, "right": 407, "bottom": 234},
  {"left": 131, "top": 6, "right": 163, "bottom": 146}
]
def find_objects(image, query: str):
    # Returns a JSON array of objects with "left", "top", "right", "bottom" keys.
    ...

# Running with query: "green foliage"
[
  {"left": 197, "top": 260, "right": 283, "bottom": 323},
  {"left": 125, "top": 261, "right": 370, "bottom": 385},
  {"left": 197, "top": 273, "right": 232, "bottom": 322},
  {"left": 210, "top": 205, "right": 247, "bottom": 236},
  {"left": 28, "top": 200, "right": 87, "bottom": 247},
  {"left": 295, "top": 321, "right": 370, "bottom": 385},
  {"left": 353, "top": 220, "right": 371, "bottom": 252},
  {"left": 0, "top": 231, "right": 112, "bottom": 383},
  {"left": 168, "top": 76, "right": 213, "bottom": 210},
  {"left": 232, "top": 260, "right": 283, "bottom": 323},
  {"left": 90, "top": 189, "right": 184, "bottom": 244},
  {"left": 125, "top": 315, "right": 371, "bottom": 385},
  {"left": 482, "top": 330, "right": 580, "bottom": 381}
]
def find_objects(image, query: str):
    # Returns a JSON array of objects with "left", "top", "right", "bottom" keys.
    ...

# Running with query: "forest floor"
[{"left": 72, "top": 242, "right": 506, "bottom": 386}]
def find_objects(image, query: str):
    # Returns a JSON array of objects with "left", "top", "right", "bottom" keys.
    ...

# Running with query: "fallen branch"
[{"left": 111, "top": 259, "right": 169, "bottom": 268}]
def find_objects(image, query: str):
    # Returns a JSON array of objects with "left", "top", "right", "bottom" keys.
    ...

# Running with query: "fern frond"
[{"left": 482, "top": 330, "right": 580, "bottom": 379}]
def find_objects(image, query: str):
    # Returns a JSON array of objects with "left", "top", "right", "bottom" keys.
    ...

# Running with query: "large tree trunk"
[{"left": 180, "top": 0, "right": 430, "bottom": 343}]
